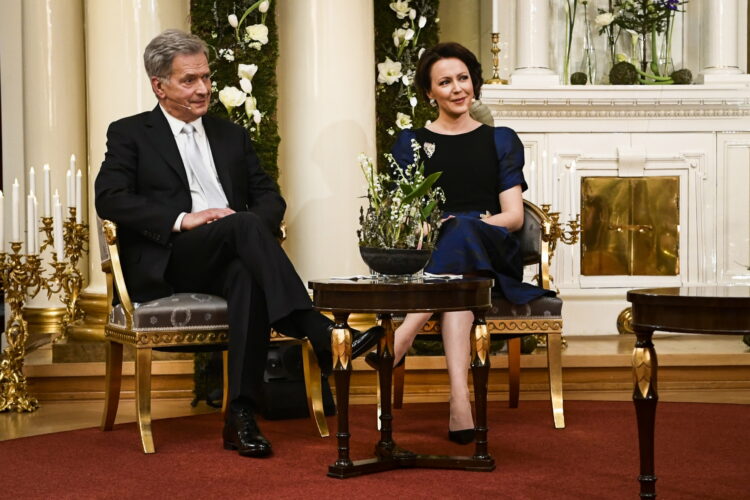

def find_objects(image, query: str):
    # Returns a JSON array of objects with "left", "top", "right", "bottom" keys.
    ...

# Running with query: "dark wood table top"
[
  {"left": 308, "top": 276, "right": 493, "bottom": 314},
  {"left": 627, "top": 286, "right": 750, "bottom": 335}
]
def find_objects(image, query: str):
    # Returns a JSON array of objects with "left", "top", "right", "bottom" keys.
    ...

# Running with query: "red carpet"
[{"left": 1, "top": 400, "right": 748, "bottom": 499}]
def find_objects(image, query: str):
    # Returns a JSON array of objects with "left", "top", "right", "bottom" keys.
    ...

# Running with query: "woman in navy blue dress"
[{"left": 385, "top": 42, "right": 553, "bottom": 444}]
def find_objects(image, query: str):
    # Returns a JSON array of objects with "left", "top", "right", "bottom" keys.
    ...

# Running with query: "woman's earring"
[{"left": 429, "top": 98, "right": 436, "bottom": 107}]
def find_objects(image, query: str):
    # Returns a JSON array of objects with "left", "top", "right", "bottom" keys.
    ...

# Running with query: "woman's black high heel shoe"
[
  {"left": 364, "top": 351, "right": 405, "bottom": 370},
  {"left": 448, "top": 428, "right": 475, "bottom": 445}
]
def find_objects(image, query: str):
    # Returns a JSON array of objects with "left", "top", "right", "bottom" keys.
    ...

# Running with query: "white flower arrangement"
[
  {"left": 358, "top": 140, "right": 444, "bottom": 250},
  {"left": 376, "top": 0, "right": 437, "bottom": 135},
  {"left": 211, "top": 0, "right": 272, "bottom": 137}
]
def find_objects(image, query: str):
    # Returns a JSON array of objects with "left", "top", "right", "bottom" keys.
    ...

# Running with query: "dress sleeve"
[
  {"left": 390, "top": 129, "right": 418, "bottom": 170},
  {"left": 494, "top": 127, "right": 528, "bottom": 193}
]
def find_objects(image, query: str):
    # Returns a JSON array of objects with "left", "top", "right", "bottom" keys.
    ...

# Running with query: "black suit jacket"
[{"left": 95, "top": 105, "right": 285, "bottom": 303}]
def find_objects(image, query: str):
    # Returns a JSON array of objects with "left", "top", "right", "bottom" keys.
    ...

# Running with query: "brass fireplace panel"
[{"left": 581, "top": 177, "right": 679, "bottom": 276}]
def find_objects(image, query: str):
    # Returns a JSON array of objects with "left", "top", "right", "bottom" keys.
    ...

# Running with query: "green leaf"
[
  {"left": 238, "top": 0, "right": 263, "bottom": 30},
  {"left": 402, "top": 171, "right": 442, "bottom": 204},
  {"left": 420, "top": 199, "right": 438, "bottom": 220}
]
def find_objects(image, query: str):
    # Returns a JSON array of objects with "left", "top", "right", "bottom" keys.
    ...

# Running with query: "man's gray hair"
[{"left": 143, "top": 29, "right": 209, "bottom": 80}]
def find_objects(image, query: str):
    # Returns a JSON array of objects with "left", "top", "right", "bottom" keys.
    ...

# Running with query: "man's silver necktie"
[{"left": 181, "top": 124, "right": 228, "bottom": 208}]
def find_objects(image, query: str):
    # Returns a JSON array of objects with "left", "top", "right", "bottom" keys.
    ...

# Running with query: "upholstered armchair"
[
  {"left": 97, "top": 219, "right": 329, "bottom": 454},
  {"left": 392, "top": 200, "right": 565, "bottom": 428}
]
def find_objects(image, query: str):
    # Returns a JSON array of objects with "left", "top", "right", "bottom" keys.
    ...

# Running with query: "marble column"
[
  {"left": 20, "top": 0, "right": 87, "bottom": 337},
  {"left": 70, "top": 0, "right": 190, "bottom": 341},
  {"left": 699, "top": 0, "right": 750, "bottom": 83},
  {"left": 277, "top": 0, "right": 374, "bottom": 284},
  {"left": 510, "top": 0, "right": 559, "bottom": 85}
]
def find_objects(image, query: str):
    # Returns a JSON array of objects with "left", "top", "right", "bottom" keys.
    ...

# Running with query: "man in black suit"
[{"left": 95, "top": 29, "right": 381, "bottom": 458}]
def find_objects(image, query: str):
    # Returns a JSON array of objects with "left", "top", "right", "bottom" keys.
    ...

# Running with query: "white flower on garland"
[
  {"left": 219, "top": 48, "right": 235, "bottom": 62},
  {"left": 259, "top": 1, "right": 270, "bottom": 13},
  {"left": 245, "top": 96, "right": 257, "bottom": 116},
  {"left": 395, "top": 112, "right": 412, "bottom": 129},
  {"left": 239, "top": 77, "right": 253, "bottom": 94},
  {"left": 228, "top": 14, "right": 238, "bottom": 28},
  {"left": 246, "top": 24, "right": 269, "bottom": 45},
  {"left": 595, "top": 12, "right": 615, "bottom": 26},
  {"left": 418, "top": 16, "right": 427, "bottom": 29},
  {"left": 238, "top": 63, "right": 258, "bottom": 80},
  {"left": 389, "top": 0, "right": 411, "bottom": 19},
  {"left": 218, "top": 85, "right": 246, "bottom": 112},
  {"left": 377, "top": 57, "right": 403, "bottom": 85},
  {"left": 252, "top": 109, "right": 262, "bottom": 125},
  {"left": 393, "top": 28, "right": 415, "bottom": 48}
]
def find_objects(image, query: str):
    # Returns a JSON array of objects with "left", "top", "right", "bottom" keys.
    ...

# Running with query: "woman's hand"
[{"left": 481, "top": 185, "right": 524, "bottom": 231}]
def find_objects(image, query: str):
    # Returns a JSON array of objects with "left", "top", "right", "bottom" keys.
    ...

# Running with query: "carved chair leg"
[
  {"left": 546, "top": 333, "right": 565, "bottom": 429},
  {"left": 302, "top": 340, "right": 329, "bottom": 437},
  {"left": 221, "top": 350, "right": 229, "bottom": 416},
  {"left": 507, "top": 337, "right": 521, "bottom": 408},
  {"left": 100, "top": 340, "right": 123, "bottom": 431},
  {"left": 135, "top": 347, "right": 155, "bottom": 454}
]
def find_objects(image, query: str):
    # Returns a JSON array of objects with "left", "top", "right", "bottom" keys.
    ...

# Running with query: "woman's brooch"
[{"left": 423, "top": 142, "right": 436, "bottom": 158}]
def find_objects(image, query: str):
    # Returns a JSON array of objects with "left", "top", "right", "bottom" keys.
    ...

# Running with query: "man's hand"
[{"left": 181, "top": 208, "right": 235, "bottom": 230}]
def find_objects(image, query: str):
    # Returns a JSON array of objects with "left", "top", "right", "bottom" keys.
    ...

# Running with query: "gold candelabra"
[
  {"left": 540, "top": 204, "right": 581, "bottom": 263},
  {"left": 485, "top": 33, "right": 508, "bottom": 85},
  {"left": 0, "top": 208, "right": 88, "bottom": 412}
]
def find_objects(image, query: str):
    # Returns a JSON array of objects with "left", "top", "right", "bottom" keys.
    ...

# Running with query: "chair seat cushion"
[
  {"left": 109, "top": 293, "right": 229, "bottom": 332},
  {"left": 488, "top": 295, "right": 562, "bottom": 318}
]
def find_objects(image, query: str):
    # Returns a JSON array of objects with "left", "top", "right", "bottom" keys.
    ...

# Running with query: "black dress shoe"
[
  {"left": 351, "top": 325, "right": 385, "bottom": 359},
  {"left": 223, "top": 408, "right": 272, "bottom": 458},
  {"left": 448, "top": 428, "right": 475, "bottom": 445},
  {"left": 364, "top": 351, "right": 405, "bottom": 370}
]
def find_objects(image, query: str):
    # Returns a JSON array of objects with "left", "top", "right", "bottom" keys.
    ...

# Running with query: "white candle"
[
  {"left": 69, "top": 154, "right": 76, "bottom": 177},
  {"left": 11, "top": 178, "right": 20, "bottom": 242},
  {"left": 542, "top": 153, "right": 549, "bottom": 203},
  {"left": 29, "top": 166, "right": 36, "bottom": 199},
  {"left": 53, "top": 191, "right": 63, "bottom": 257},
  {"left": 26, "top": 192, "right": 34, "bottom": 254},
  {"left": 569, "top": 160, "right": 577, "bottom": 219},
  {"left": 66, "top": 170, "right": 73, "bottom": 209},
  {"left": 43, "top": 163, "right": 51, "bottom": 217},
  {"left": 32, "top": 194, "right": 38, "bottom": 254},
  {"left": 75, "top": 169, "right": 82, "bottom": 223},
  {"left": 552, "top": 156, "right": 559, "bottom": 211},
  {"left": 492, "top": 0, "right": 500, "bottom": 32},
  {"left": 0, "top": 191, "right": 4, "bottom": 252}
]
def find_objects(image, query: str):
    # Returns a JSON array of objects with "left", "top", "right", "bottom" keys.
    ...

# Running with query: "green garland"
[
  {"left": 374, "top": 0, "right": 440, "bottom": 163},
  {"left": 189, "top": 0, "right": 280, "bottom": 406},
  {"left": 190, "top": 0, "right": 280, "bottom": 182}
]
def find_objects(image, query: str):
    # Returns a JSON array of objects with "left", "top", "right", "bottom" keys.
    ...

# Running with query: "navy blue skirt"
[{"left": 425, "top": 212, "right": 555, "bottom": 305}]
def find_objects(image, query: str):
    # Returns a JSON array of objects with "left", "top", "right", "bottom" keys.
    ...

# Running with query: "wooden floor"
[{"left": 2, "top": 333, "right": 749, "bottom": 441}]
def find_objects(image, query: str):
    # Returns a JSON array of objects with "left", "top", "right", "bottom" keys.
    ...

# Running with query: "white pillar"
[
  {"left": 72, "top": 0, "right": 189, "bottom": 340},
  {"left": 277, "top": 1, "right": 374, "bottom": 284},
  {"left": 20, "top": 0, "right": 87, "bottom": 319},
  {"left": 510, "top": 0, "right": 559, "bottom": 86},
  {"left": 699, "top": 0, "right": 750, "bottom": 83}
]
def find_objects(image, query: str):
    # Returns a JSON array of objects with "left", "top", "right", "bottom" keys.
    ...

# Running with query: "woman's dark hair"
[{"left": 414, "top": 42, "right": 483, "bottom": 102}]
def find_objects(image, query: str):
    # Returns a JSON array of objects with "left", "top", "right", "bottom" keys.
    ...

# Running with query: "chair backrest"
[
  {"left": 519, "top": 200, "right": 544, "bottom": 266},
  {"left": 96, "top": 218, "right": 111, "bottom": 270}
]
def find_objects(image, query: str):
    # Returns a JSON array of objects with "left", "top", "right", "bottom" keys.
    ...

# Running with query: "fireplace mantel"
[{"left": 482, "top": 84, "right": 750, "bottom": 335}]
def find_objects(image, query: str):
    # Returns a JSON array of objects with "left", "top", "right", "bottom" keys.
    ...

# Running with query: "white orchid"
[
  {"left": 395, "top": 112, "right": 412, "bottom": 129},
  {"left": 218, "top": 85, "right": 246, "bottom": 112},
  {"left": 389, "top": 0, "right": 411, "bottom": 19},
  {"left": 238, "top": 63, "right": 258, "bottom": 80},
  {"left": 245, "top": 96, "right": 257, "bottom": 116},
  {"left": 595, "top": 12, "right": 615, "bottom": 26},
  {"left": 259, "top": 1, "right": 269, "bottom": 13},
  {"left": 246, "top": 24, "right": 269, "bottom": 45},
  {"left": 228, "top": 14, "right": 238, "bottom": 28},
  {"left": 239, "top": 77, "right": 253, "bottom": 94},
  {"left": 377, "top": 57, "right": 403, "bottom": 85}
]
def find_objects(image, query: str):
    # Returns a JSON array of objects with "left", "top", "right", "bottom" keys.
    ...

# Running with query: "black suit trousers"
[{"left": 165, "top": 212, "right": 312, "bottom": 404}]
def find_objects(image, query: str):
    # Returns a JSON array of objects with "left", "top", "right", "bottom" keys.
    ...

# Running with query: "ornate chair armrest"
[{"left": 101, "top": 220, "right": 135, "bottom": 328}]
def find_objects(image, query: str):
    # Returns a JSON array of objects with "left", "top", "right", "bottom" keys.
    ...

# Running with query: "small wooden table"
[
  {"left": 627, "top": 286, "right": 750, "bottom": 499},
  {"left": 309, "top": 276, "right": 494, "bottom": 478}
]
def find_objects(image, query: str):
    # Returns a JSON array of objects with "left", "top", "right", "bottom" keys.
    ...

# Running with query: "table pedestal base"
[{"left": 328, "top": 444, "right": 495, "bottom": 478}]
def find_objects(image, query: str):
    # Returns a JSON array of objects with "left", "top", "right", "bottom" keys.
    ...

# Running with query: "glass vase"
[
  {"left": 659, "top": 13, "right": 676, "bottom": 76},
  {"left": 578, "top": 4, "right": 597, "bottom": 85}
]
